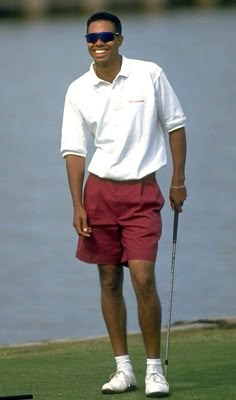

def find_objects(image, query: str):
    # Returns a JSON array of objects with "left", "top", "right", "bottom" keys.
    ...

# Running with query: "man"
[{"left": 61, "top": 11, "right": 187, "bottom": 398}]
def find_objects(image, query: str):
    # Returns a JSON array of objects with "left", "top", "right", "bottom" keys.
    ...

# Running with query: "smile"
[{"left": 94, "top": 49, "right": 107, "bottom": 54}]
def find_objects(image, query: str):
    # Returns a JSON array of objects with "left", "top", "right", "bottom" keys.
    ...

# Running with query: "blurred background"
[
  {"left": 0, "top": 0, "right": 236, "bottom": 18},
  {"left": 0, "top": 0, "right": 235, "bottom": 346}
]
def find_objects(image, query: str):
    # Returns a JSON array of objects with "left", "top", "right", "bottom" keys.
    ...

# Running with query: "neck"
[{"left": 94, "top": 55, "right": 122, "bottom": 83}]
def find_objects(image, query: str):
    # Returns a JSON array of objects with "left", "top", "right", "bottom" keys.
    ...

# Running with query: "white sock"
[
  {"left": 146, "top": 358, "right": 163, "bottom": 375},
  {"left": 115, "top": 355, "right": 133, "bottom": 373}
]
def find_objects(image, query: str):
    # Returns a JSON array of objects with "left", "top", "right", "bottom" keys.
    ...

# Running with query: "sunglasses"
[{"left": 85, "top": 32, "right": 120, "bottom": 44}]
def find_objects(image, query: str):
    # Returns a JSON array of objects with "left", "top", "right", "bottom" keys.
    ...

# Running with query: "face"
[{"left": 86, "top": 20, "right": 123, "bottom": 66}]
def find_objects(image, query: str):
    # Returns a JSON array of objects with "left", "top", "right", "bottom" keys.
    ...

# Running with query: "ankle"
[
  {"left": 115, "top": 355, "right": 133, "bottom": 373},
  {"left": 146, "top": 358, "right": 163, "bottom": 376}
]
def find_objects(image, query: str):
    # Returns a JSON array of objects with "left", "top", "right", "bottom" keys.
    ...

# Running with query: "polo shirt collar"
[{"left": 90, "top": 55, "right": 130, "bottom": 85}]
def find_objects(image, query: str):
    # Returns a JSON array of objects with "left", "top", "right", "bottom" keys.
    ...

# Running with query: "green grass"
[{"left": 0, "top": 327, "right": 235, "bottom": 399}]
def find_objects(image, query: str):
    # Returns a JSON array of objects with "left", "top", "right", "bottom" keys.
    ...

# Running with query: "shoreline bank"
[
  {"left": 0, "top": 1, "right": 236, "bottom": 19},
  {"left": 1, "top": 317, "right": 235, "bottom": 349}
]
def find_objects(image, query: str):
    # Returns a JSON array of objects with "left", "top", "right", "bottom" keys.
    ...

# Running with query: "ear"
[{"left": 117, "top": 35, "right": 124, "bottom": 47}]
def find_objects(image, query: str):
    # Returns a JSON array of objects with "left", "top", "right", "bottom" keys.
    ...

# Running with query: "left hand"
[{"left": 169, "top": 185, "right": 187, "bottom": 213}]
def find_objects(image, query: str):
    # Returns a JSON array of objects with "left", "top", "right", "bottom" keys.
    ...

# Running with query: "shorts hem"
[
  {"left": 76, "top": 253, "right": 122, "bottom": 265},
  {"left": 76, "top": 253, "right": 157, "bottom": 265}
]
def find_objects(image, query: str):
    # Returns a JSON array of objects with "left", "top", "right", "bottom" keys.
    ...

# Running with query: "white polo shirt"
[{"left": 61, "top": 55, "right": 186, "bottom": 180}]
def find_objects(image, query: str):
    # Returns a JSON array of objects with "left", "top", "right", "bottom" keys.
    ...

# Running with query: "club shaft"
[
  {"left": 164, "top": 210, "right": 179, "bottom": 378},
  {"left": 0, "top": 395, "right": 33, "bottom": 400}
]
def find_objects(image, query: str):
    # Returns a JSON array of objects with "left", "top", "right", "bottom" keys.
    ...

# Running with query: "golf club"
[
  {"left": 0, "top": 395, "right": 33, "bottom": 400},
  {"left": 164, "top": 209, "right": 179, "bottom": 378}
]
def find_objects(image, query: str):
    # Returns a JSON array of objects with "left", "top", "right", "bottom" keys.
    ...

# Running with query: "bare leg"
[
  {"left": 129, "top": 260, "right": 161, "bottom": 358},
  {"left": 98, "top": 264, "right": 128, "bottom": 356}
]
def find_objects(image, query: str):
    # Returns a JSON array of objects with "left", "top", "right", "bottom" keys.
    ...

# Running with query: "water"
[{"left": 0, "top": 9, "right": 235, "bottom": 346}]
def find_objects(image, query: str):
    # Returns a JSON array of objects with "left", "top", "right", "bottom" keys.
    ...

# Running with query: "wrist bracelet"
[{"left": 170, "top": 185, "right": 185, "bottom": 189}]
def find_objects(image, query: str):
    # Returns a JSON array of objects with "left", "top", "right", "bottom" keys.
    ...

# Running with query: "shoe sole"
[
  {"left": 102, "top": 385, "right": 137, "bottom": 394},
  {"left": 146, "top": 392, "right": 169, "bottom": 398}
]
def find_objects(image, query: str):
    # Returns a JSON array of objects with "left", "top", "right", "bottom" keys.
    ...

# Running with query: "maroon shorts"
[{"left": 76, "top": 173, "right": 165, "bottom": 266}]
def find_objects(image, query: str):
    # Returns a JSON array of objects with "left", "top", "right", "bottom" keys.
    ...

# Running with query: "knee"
[
  {"left": 132, "top": 273, "right": 157, "bottom": 299},
  {"left": 98, "top": 265, "right": 123, "bottom": 293}
]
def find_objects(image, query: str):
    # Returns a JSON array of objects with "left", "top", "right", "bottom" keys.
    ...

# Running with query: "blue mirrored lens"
[{"left": 85, "top": 32, "right": 118, "bottom": 44}]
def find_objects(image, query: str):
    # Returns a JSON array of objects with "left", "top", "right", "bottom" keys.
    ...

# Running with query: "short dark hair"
[{"left": 86, "top": 11, "right": 122, "bottom": 34}]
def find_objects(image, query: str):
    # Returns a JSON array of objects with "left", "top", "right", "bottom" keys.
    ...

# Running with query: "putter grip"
[
  {"left": 173, "top": 210, "right": 179, "bottom": 243},
  {"left": 0, "top": 395, "right": 33, "bottom": 400}
]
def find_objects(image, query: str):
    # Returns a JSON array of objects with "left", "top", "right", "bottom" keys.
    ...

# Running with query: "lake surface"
[{"left": 0, "top": 8, "right": 235, "bottom": 346}]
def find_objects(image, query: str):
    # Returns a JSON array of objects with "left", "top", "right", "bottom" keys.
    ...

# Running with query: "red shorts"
[{"left": 76, "top": 173, "right": 165, "bottom": 266}]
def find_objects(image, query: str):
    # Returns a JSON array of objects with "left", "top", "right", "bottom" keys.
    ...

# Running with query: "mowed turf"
[{"left": 0, "top": 326, "right": 235, "bottom": 400}]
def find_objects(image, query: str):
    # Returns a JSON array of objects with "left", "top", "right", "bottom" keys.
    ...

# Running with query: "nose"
[{"left": 94, "top": 38, "right": 105, "bottom": 45}]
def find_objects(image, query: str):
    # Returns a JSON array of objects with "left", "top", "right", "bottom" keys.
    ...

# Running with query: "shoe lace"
[
  {"left": 147, "top": 372, "right": 166, "bottom": 384},
  {"left": 110, "top": 370, "right": 131, "bottom": 386}
]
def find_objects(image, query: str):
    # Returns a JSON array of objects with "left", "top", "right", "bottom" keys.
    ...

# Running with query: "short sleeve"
[
  {"left": 60, "top": 87, "right": 90, "bottom": 158},
  {"left": 156, "top": 70, "right": 186, "bottom": 133}
]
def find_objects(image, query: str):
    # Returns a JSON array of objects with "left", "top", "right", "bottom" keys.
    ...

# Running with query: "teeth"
[{"left": 95, "top": 50, "right": 106, "bottom": 54}]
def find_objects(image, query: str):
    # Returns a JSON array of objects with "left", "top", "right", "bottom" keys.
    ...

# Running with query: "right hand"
[
  {"left": 73, "top": 206, "right": 92, "bottom": 237},
  {"left": 169, "top": 185, "right": 187, "bottom": 213}
]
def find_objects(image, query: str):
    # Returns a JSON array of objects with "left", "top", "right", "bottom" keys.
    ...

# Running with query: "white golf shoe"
[
  {"left": 145, "top": 372, "right": 169, "bottom": 397},
  {"left": 102, "top": 370, "right": 137, "bottom": 394}
]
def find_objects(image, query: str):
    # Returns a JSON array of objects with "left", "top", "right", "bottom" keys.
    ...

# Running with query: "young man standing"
[{"left": 61, "top": 11, "right": 187, "bottom": 397}]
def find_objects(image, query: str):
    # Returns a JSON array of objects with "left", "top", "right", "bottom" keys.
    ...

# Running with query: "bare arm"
[
  {"left": 169, "top": 127, "right": 187, "bottom": 212},
  {"left": 65, "top": 154, "right": 92, "bottom": 237}
]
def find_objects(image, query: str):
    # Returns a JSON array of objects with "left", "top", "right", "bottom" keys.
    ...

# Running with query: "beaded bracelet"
[{"left": 170, "top": 185, "right": 186, "bottom": 189}]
